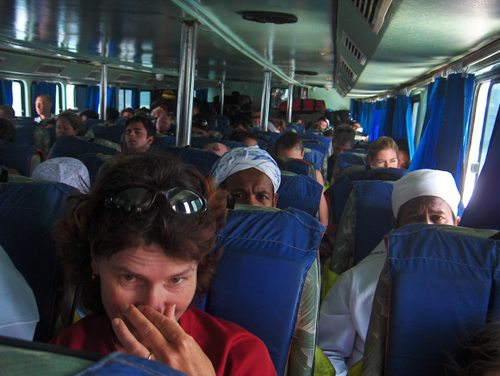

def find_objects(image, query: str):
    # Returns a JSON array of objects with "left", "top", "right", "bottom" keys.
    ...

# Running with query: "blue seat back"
[
  {"left": 89, "top": 124, "right": 125, "bottom": 144},
  {"left": 300, "top": 134, "right": 331, "bottom": 156},
  {"left": 154, "top": 145, "right": 220, "bottom": 176},
  {"left": 303, "top": 149, "right": 323, "bottom": 171},
  {"left": 0, "top": 140, "right": 36, "bottom": 176},
  {"left": 384, "top": 224, "right": 500, "bottom": 376},
  {"left": 286, "top": 124, "right": 305, "bottom": 134},
  {"left": 0, "top": 182, "right": 77, "bottom": 341},
  {"left": 336, "top": 151, "right": 367, "bottom": 172},
  {"left": 13, "top": 126, "right": 35, "bottom": 145},
  {"left": 277, "top": 174, "right": 323, "bottom": 217},
  {"left": 278, "top": 158, "right": 314, "bottom": 177},
  {"left": 76, "top": 153, "right": 108, "bottom": 183},
  {"left": 152, "top": 135, "right": 177, "bottom": 148},
  {"left": 189, "top": 137, "right": 244, "bottom": 150},
  {"left": 207, "top": 208, "right": 324, "bottom": 375},
  {"left": 48, "top": 136, "right": 120, "bottom": 159}
]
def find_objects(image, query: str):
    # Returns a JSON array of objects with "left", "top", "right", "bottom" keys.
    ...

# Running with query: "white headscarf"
[
  {"left": 211, "top": 147, "right": 281, "bottom": 192},
  {"left": 392, "top": 169, "right": 460, "bottom": 218},
  {"left": 32, "top": 157, "right": 90, "bottom": 192}
]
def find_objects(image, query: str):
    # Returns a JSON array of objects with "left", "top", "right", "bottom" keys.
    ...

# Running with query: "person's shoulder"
[{"left": 52, "top": 313, "right": 109, "bottom": 347}]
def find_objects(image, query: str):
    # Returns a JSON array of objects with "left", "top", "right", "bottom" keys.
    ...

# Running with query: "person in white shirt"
[{"left": 317, "top": 169, "right": 461, "bottom": 376}]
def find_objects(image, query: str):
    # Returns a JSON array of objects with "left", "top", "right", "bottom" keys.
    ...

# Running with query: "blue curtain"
[
  {"left": 460, "top": 106, "right": 500, "bottom": 228},
  {"left": 87, "top": 86, "right": 100, "bottom": 112},
  {"left": 131, "top": 88, "right": 140, "bottom": 110},
  {"left": 392, "top": 95, "right": 415, "bottom": 157},
  {"left": 107, "top": 87, "right": 117, "bottom": 109},
  {"left": 0, "top": 80, "right": 13, "bottom": 105},
  {"left": 409, "top": 74, "right": 475, "bottom": 187},
  {"left": 31, "top": 82, "right": 57, "bottom": 115}
]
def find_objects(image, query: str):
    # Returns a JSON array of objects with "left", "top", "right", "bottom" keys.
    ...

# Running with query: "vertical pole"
[
  {"left": 176, "top": 21, "right": 198, "bottom": 147},
  {"left": 260, "top": 71, "right": 272, "bottom": 132},
  {"left": 219, "top": 80, "right": 225, "bottom": 116},
  {"left": 99, "top": 64, "right": 108, "bottom": 121},
  {"left": 286, "top": 83, "right": 294, "bottom": 123}
]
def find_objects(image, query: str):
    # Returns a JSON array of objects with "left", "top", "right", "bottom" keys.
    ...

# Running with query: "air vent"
[
  {"left": 237, "top": 11, "right": 298, "bottom": 24},
  {"left": 115, "top": 74, "right": 134, "bottom": 82},
  {"left": 86, "top": 71, "right": 101, "bottom": 80},
  {"left": 342, "top": 32, "right": 367, "bottom": 65},
  {"left": 336, "top": 77, "right": 351, "bottom": 96},
  {"left": 340, "top": 57, "right": 358, "bottom": 82},
  {"left": 35, "top": 64, "right": 66, "bottom": 75},
  {"left": 351, "top": 0, "right": 393, "bottom": 34}
]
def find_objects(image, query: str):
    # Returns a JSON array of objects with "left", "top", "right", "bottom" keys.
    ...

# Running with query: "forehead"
[
  {"left": 126, "top": 121, "right": 146, "bottom": 130},
  {"left": 399, "top": 196, "right": 454, "bottom": 215},
  {"left": 223, "top": 168, "right": 274, "bottom": 191},
  {"left": 375, "top": 148, "right": 398, "bottom": 158}
]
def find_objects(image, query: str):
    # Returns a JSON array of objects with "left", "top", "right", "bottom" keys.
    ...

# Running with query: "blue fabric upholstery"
[
  {"left": 189, "top": 136, "right": 244, "bottom": 150},
  {"left": 88, "top": 124, "right": 125, "bottom": 144},
  {"left": 75, "top": 153, "right": 108, "bottom": 183},
  {"left": 277, "top": 174, "right": 323, "bottom": 217},
  {"left": 48, "top": 136, "right": 119, "bottom": 159},
  {"left": 385, "top": 224, "right": 500, "bottom": 376},
  {"left": 300, "top": 134, "right": 331, "bottom": 156},
  {"left": 0, "top": 140, "right": 36, "bottom": 176},
  {"left": 152, "top": 135, "right": 176, "bottom": 148},
  {"left": 0, "top": 182, "right": 77, "bottom": 341},
  {"left": 278, "top": 158, "right": 315, "bottom": 177},
  {"left": 303, "top": 149, "right": 323, "bottom": 171},
  {"left": 13, "top": 125, "right": 35, "bottom": 145},
  {"left": 153, "top": 145, "right": 220, "bottom": 176},
  {"left": 336, "top": 151, "right": 367, "bottom": 172},
  {"left": 207, "top": 208, "right": 324, "bottom": 376},
  {"left": 352, "top": 180, "right": 394, "bottom": 264}
]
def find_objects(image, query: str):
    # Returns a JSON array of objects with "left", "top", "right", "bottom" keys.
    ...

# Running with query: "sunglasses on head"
[{"left": 105, "top": 187, "right": 207, "bottom": 214}]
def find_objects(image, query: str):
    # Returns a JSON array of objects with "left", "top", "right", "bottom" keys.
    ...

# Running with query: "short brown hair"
[
  {"left": 367, "top": 136, "right": 399, "bottom": 162},
  {"left": 54, "top": 153, "right": 228, "bottom": 313}
]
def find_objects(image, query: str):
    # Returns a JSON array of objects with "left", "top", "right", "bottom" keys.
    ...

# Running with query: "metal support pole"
[
  {"left": 286, "top": 83, "right": 294, "bottom": 124},
  {"left": 99, "top": 64, "right": 108, "bottom": 121},
  {"left": 219, "top": 80, "right": 225, "bottom": 116},
  {"left": 259, "top": 71, "right": 272, "bottom": 132},
  {"left": 176, "top": 21, "right": 198, "bottom": 147}
]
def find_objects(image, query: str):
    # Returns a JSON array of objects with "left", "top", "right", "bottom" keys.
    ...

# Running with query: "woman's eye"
[
  {"left": 121, "top": 274, "right": 136, "bottom": 283},
  {"left": 170, "top": 277, "right": 184, "bottom": 285}
]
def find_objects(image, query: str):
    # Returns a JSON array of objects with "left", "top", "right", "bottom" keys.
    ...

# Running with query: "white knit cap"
[
  {"left": 32, "top": 157, "right": 90, "bottom": 192},
  {"left": 211, "top": 147, "right": 281, "bottom": 192},
  {"left": 392, "top": 169, "right": 460, "bottom": 218}
]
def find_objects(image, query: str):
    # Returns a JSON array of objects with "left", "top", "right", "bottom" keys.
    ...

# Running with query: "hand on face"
[{"left": 112, "top": 304, "right": 216, "bottom": 376}]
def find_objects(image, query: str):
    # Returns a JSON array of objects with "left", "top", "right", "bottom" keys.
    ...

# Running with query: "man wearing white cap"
[
  {"left": 318, "top": 169, "right": 461, "bottom": 376},
  {"left": 211, "top": 147, "right": 281, "bottom": 208}
]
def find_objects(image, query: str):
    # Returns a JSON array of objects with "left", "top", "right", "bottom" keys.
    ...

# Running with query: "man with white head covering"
[
  {"left": 211, "top": 147, "right": 281, "bottom": 208},
  {"left": 318, "top": 169, "right": 461, "bottom": 376},
  {"left": 32, "top": 157, "right": 90, "bottom": 192}
]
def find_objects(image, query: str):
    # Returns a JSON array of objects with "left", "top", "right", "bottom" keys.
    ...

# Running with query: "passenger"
[
  {"left": 32, "top": 157, "right": 90, "bottom": 192},
  {"left": 79, "top": 109, "right": 99, "bottom": 123},
  {"left": 51, "top": 153, "right": 276, "bottom": 376},
  {"left": 55, "top": 111, "right": 83, "bottom": 139},
  {"left": 123, "top": 116, "right": 155, "bottom": 154},
  {"left": 292, "top": 116, "right": 304, "bottom": 125},
  {"left": 327, "top": 125, "right": 356, "bottom": 182},
  {"left": 395, "top": 139, "right": 411, "bottom": 169},
  {"left": 34, "top": 95, "right": 54, "bottom": 125},
  {"left": 446, "top": 321, "right": 500, "bottom": 376},
  {"left": 0, "top": 118, "right": 16, "bottom": 142},
  {"left": 228, "top": 130, "right": 259, "bottom": 147},
  {"left": 367, "top": 136, "right": 399, "bottom": 168},
  {"left": 0, "top": 244, "right": 39, "bottom": 340},
  {"left": 0, "top": 104, "right": 15, "bottom": 121},
  {"left": 204, "top": 142, "right": 230, "bottom": 157},
  {"left": 318, "top": 169, "right": 461, "bottom": 376},
  {"left": 275, "top": 132, "right": 329, "bottom": 225},
  {"left": 150, "top": 105, "right": 171, "bottom": 134},
  {"left": 211, "top": 147, "right": 281, "bottom": 208},
  {"left": 106, "top": 107, "right": 120, "bottom": 124},
  {"left": 120, "top": 107, "right": 134, "bottom": 119},
  {"left": 251, "top": 111, "right": 280, "bottom": 133}
]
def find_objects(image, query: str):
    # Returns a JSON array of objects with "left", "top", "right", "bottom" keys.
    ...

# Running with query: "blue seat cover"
[
  {"left": 336, "top": 151, "right": 367, "bottom": 172},
  {"left": 0, "top": 182, "right": 77, "bottom": 341},
  {"left": 153, "top": 145, "right": 220, "bottom": 176},
  {"left": 13, "top": 126, "right": 35, "bottom": 145},
  {"left": 207, "top": 208, "right": 324, "bottom": 375},
  {"left": 89, "top": 124, "right": 125, "bottom": 144},
  {"left": 48, "top": 136, "right": 119, "bottom": 159},
  {"left": 303, "top": 149, "right": 323, "bottom": 171},
  {"left": 0, "top": 140, "right": 36, "bottom": 176},
  {"left": 385, "top": 224, "right": 500, "bottom": 376},
  {"left": 277, "top": 174, "right": 323, "bottom": 217}
]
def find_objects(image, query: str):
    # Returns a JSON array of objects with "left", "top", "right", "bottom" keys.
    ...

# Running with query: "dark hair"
[
  {"left": 0, "top": 104, "right": 15, "bottom": 119},
  {"left": 367, "top": 136, "right": 399, "bottom": 162},
  {"left": 106, "top": 108, "right": 120, "bottom": 123},
  {"left": 333, "top": 124, "right": 355, "bottom": 146},
  {"left": 121, "top": 107, "right": 134, "bottom": 116},
  {"left": 446, "top": 322, "right": 500, "bottom": 376},
  {"left": 80, "top": 109, "right": 99, "bottom": 120},
  {"left": 0, "top": 118, "right": 16, "bottom": 142},
  {"left": 54, "top": 153, "right": 228, "bottom": 313},
  {"left": 125, "top": 116, "right": 156, "bottom": 138},
  {"left": 228, "top": 130, "right": 258, "bottom": 143},
  {"left": 36, "top": 94, "right": 53, "bottom": 104},
  {"left": 57, "top": 111, "right": 83, "bottom": 135},
  {"left": 275, "top": 132, "right": 304, "bottom": 153}
]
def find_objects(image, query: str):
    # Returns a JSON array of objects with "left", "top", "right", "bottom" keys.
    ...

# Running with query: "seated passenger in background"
[
  {"left": 0, "top": 104, "right": 15, "bottom": 121},
  {"left": 31, "top": 157, "right": 90, "bottom": 192},
  {"left": 395, "top": 139, "right": 411, "bottom": 169},
  {"left": 106, "top": 108, "right": 120, "bottom": 124},
  {"left": 34, "top": 95, "right": 54, "bottom": 126},
  {"left": 150, "top": 105, "right": 171, "bottom": 134},
  {"left": 275, "top": 131, "right": 329, "bottom": 225},
  {"left": 0, "top": 244, "right": 39, "bottom": 340},
  {"left": 0, "top": 118, "right": 16, "bottom": 142},
  {"left": 52, "top": 153, "right": 276, "bottom": 376},
  {"left": 211, "top": 147, "right": 281, "bottom": 208},
  {"left": 327, "top": 125, "right": 355, "bottom": 183},
  {"left": 367, "top": 136, "right": 399, "bottom": 169},
  {"left": 123, "top": 116, "right": 155, "bottom": 154},
  {"left": 204, "top": 142, "right": 230, "bottom": 157},
  {"left": 318, "top": 169, "right": 461, "bottom": 376},
  {"left": 228, "top": 130, "right": 259, "bottom": 147},
  {"left": 120, "top": 107, "right": 134, "bottom": 119},
  {"left": 55, "top": 111, "right": 83, "bottom": 139},
  {"left": 79, "top": 109, "right": 99, "bottom": 123}
]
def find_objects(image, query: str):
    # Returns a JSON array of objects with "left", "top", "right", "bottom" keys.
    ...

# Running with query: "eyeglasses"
[{"left": 105, "top": 187, "right": 207, "bottom": 214}]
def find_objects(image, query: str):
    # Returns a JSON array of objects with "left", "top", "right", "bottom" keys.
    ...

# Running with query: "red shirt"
[{"left": 53, "top": 307, "right": 277, "bottom": 376}]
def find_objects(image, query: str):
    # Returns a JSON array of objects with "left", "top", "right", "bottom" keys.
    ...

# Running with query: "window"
[
  {"left": 462, "top": 80, "right": 499, "bottom": 207},
  {"left": 66, "top": 84, "right": 76, "bottom": 110},
  {"left": 11, "top": 80, "right": 25, "bottom": 117},
  {"left": 139, "top": 90, "right": 151, "bottom": 109},
  {"left": 118, "top": 88, "right": 133, "bottom": 110}
]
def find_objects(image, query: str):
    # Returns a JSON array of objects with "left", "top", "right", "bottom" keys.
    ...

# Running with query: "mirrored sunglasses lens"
[
  {"left": 115, "top": 187, "right": 152, "bottom": 212},
  {"left": 165, "top": 188, "right": 207, "bottom": 214}
]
